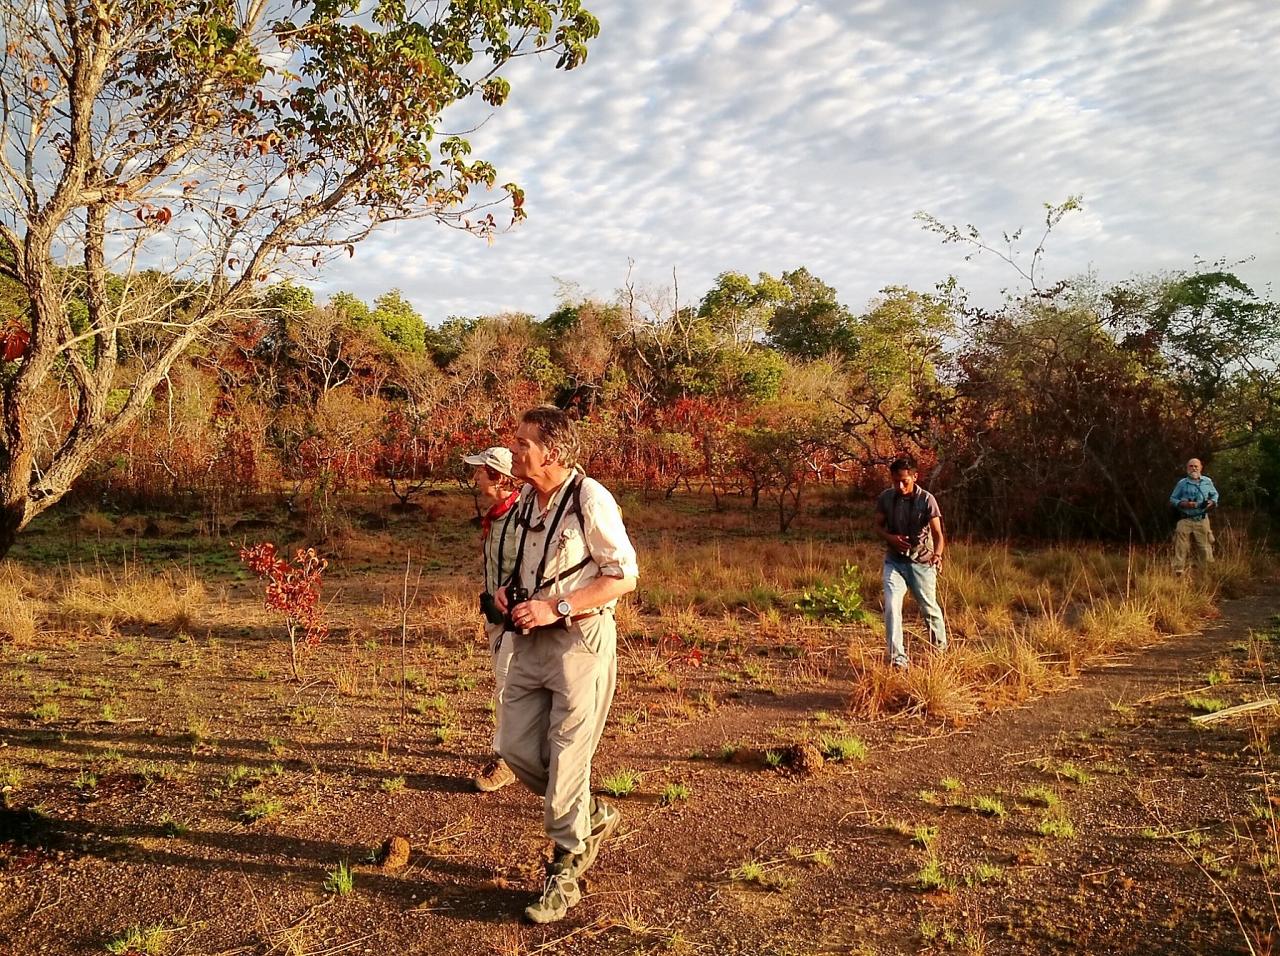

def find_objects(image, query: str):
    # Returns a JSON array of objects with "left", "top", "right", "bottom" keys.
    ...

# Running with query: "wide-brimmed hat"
[{"left": 461, "top": 446, "right": 515, "bottom": 478}]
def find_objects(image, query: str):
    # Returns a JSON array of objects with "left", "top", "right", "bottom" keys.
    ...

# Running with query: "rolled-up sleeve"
[{"left": 581, "top": 481, "right": 639, "bottom": 580}]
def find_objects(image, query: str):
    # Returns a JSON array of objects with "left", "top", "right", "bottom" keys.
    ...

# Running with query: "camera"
[
  {"left": 505, "top": 585, "right": 531, "bottom": 633},
  {"left": 479, "top": 591, "right": 504, "bottom": 626}
]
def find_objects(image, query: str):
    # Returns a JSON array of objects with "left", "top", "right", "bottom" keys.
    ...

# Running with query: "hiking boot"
[
  {"left": 565, "top": 798, "right": 621, "bottom": 879},
  {"left": 524, "top": 857, "right": 581, "bottom": 924},
  {"left": 473, "top": 756, "right": 516, "bottom": 793}
]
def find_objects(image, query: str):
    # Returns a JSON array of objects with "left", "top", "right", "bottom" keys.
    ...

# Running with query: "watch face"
[{"left": 556, "top": 599, "right": 572, "bottom": 616}]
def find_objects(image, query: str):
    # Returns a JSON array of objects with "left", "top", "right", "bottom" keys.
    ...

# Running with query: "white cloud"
[{"left": 314, "top": 0, "right": 1280, "bottom": 321}]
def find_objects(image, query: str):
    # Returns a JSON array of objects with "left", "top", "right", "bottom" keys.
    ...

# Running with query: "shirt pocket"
[{"left": 549, "top": 527, "right": 589, "bottom": 575}]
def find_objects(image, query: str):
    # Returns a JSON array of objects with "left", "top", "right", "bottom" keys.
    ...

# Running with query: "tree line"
[{"left": 12, "top": 240, "right": 1272, "bottom": 546}]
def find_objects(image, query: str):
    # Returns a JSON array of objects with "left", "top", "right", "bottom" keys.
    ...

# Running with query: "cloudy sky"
[{"left": 314, "top": 0, "right": 1280, "bottom": 322}]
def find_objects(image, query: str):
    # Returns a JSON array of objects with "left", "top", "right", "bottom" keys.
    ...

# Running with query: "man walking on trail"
[
  {"left": 1170, "top": 458, "right": 1219, "bottom": 574},
  {"left": 462, "top": 445, "right": 523, "bottom": 793},
  {"left": 495, "top": 406, "right": 638, "bottom": 924},
  {"left": 874, "top": 455, "right": 947, "bottom": 670}
]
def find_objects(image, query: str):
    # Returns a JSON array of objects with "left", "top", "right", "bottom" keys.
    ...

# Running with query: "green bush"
[{"left": 795, "top": 563, "right": 870, "bottom": 623}]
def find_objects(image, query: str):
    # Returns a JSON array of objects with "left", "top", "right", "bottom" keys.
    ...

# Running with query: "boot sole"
[{"left": 473, "top": 774, "right": 515, "bottom": 793}]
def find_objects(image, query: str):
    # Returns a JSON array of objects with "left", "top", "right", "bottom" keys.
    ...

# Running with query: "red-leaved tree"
[{"left": 240, "top": 543, "right": 329, "bottom": 681}]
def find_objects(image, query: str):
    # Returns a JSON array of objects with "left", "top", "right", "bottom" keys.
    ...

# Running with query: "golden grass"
[
  {"left": 57, "top": 564, "right": 207, "bottom": 630},
  {"left": 614, "top": 598, "right": 643, "bottom": 639},
  {"left": 836, "top": 537, "right": 1266, "bottom": 723},
  {"left": 1023, "top": 613, "right": 1080, "bottom": 672},
  {"left": 903, "top": 655, "right": 979, "bottom": 721},
  {"left": 1079, "top": 600, "right": 1158, "bottom": 655},
  {"left": 0, "top": 565, "right": 39, "bottom": 644},
  {"left": 76, "top": 510, "right": 115, "bottom": 536},
  {"left": 11, "top": 488, "right": 1262, "bottom": 732},
  {"left": 976, "top": 635, "right": 1059, "bottom": 702}
]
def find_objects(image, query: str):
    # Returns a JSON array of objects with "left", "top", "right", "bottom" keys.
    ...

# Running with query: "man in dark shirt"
[{"left": 874, "top": 455, "right": 947, "bottom": 669}]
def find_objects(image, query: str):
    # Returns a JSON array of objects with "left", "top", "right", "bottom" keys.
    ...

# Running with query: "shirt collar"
[{"left": 530, "top": 474, "right": 574, "bottom": 521}]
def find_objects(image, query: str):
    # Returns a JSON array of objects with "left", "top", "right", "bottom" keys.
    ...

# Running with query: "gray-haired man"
[
  {"left": 1170, "top": 457, "right": 1219, "bottom": 574},
  {"left": 495, "top": 406, "right": 639, "bottom": 923}
]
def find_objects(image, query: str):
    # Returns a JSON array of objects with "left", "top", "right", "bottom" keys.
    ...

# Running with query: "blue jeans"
[{"left": 883, "top": 559, "right": 947, "bottom": 667}]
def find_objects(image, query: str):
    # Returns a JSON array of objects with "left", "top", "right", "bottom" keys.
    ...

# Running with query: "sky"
[{"left": 312, "top": 0, "right": 1280, "bottom": 324}]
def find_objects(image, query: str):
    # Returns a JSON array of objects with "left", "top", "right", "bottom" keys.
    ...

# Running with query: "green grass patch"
[
  {"left": 969, "top": 796, "right": 1007, "bottom": 818},
  {"left": 379, "top": 776, "right": 406, "bottom": 795},
  {"left": 239, "top": 792, "right": 284, "bottom": 824},
  {"left": 819, "top": 735, "right": 868, "bottom": 763},
  {"left": 916, "top": 856, "right": 953, "bottom": 891},
  {"left": 1185, "top": 695, "right": 1230, "bottom": 714},
  {"left": 659, "top": 782, "right": 690, "bottom": 806},
  {"left": 324, "top": 860, "right": 355, "bottom": 896},
  {"left": 600, "top": 769, "right": 641, "bottom": 797},
  {"left": 104, "top": 924, "right": 174, "bottom": 955}
]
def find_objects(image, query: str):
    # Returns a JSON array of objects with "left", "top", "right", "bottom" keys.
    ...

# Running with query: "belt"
[{"left": 526, "top": 608, "right": 609, "bottom": 635}]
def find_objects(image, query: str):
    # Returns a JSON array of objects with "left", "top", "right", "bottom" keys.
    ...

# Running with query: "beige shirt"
[{"left": 509, "top": 474, "right": 639, "bottom": 611}]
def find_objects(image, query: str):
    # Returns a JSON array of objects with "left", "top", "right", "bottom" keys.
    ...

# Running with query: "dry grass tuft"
[
  {"left": 840, "top": 537, "right": 1260, "bottom": 722},
  {"left": 417, "top": 589, "right": 474, "bottom": 644},
  {"left": 76, "top": 510, "right": 116, "bottom": 536},
  {"left": 614, "top": 598, "right": 642, "bottom": 638},
  {"left": 0, "top": 566, "right": 39, "bottom": 644},
  {"left": 903, "top": 654, "right": 980, "bottom": 723},
  {"left": 846, "top": 644, "right": 911, "bottom": 716},
  {"left": 1079, "top": 599, "right": 1157, "bottom": 657},
  {"left": 58, "top": 564, "right": 207, "bottom": 630},
  {"left": 978, "top": 634, "right": 1059, "bottom": 702},
  {"left": 1138, "top": 572, "right": 1213, "bottom": 634},
  {"left": 1023, "top": 613, "right": 1080, "bottom": 672}
]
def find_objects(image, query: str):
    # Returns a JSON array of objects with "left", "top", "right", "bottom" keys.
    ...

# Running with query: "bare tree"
[{"left": 0, "top": 0, "right": 598, "bottom": 556}]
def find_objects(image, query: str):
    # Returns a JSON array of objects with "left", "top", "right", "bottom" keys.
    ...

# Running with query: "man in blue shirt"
[{"left": 1170, "top": 458, "right": 1219, "bottom": 574}]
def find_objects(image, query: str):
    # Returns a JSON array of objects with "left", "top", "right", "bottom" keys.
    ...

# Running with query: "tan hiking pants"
[
  {"left": 1173, "top": 516, "right": 1214, "bottom": 571},
  {"left": 497, "top": 612, "right": 617, "bottom": 855}
]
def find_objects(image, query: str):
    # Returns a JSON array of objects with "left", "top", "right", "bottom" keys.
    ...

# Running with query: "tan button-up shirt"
[{"left": 509, "top": 474, "right": 639, "bottom": 611}]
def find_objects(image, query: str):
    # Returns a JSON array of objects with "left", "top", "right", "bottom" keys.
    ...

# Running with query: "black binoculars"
[{"left": 505, "top": 586, "right": 530, "bottom": 633}]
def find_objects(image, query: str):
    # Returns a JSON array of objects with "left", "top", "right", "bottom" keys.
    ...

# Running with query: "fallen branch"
[{"left": 1191, "top": 699, "right": 1279, "bottom": 725}]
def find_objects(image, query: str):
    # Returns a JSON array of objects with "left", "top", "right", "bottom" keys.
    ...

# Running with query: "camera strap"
[
  {"left": 485, "top": 503, "right": 519, "bottom": 595},
  {"left": 508, "top": 474, "right": 588, "bottom": 595}
]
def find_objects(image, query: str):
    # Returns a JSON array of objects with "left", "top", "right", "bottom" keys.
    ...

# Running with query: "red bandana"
[{"left": 481, "top": 490, "right": 520, "bottom": 541}]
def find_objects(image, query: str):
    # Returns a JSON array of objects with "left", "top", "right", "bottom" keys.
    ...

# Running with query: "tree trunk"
[{"left": 0, "top": 502, "right": 23, "bottom": 561}]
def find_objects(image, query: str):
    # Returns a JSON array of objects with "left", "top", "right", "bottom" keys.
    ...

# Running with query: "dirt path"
[
  {"left": 2, "top": 588, "right": 1278, "bottom": 955},
  {"left": 544, "top": 586, "right": 1280, "bottom": 955}
]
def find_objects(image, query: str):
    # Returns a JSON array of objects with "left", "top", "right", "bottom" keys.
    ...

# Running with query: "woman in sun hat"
[{"left": 461, "top": 445, "right": 524, "bottom": 791}]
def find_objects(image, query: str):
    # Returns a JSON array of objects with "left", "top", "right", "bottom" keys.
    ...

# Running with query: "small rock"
[
  {"left": 375, "top": 835, "right": 410, "bottom": 871},
  {"left": 785, "top": 742, "right": 825, "bottom": 777}
]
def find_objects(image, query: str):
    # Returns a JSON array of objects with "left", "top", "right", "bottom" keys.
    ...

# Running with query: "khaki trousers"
[
  {"left": 1173, "top": 517, "right": 1213, "bottom": 571},
  {"left": 497, "top": 613, "right": 617, "bottom": 855}
]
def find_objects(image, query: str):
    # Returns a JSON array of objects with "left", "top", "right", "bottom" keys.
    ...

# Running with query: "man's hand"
[
  {"left": 929, "top": 552, "right": 945, "bottom": 568},
  {"left": 1181, "top": 499, "right": 1196, "bottom": 509},
  {"left": 512, "top": 599, "right": 558, "bottom": 631},
  {"left": 889, "top": 533, "right": 911, "bottom": 552},
  {"left": 495, "top": 586, "right": 511, "bottom": 613},
  {"left": 1205, "top": 500, "right": 1216, "bottom": 510}
]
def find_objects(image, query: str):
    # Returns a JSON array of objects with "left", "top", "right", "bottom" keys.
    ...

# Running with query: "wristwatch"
[{"left": 555, "top": 598, "right": 573, "bottom": 620}]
